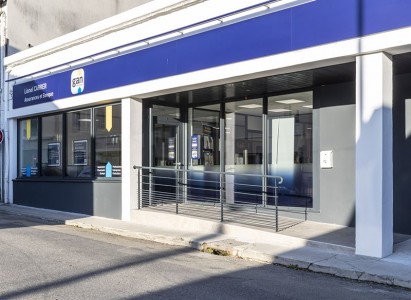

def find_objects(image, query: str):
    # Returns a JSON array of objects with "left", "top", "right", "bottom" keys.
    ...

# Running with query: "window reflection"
[
  {"left": 66, "top": 109, "right": 92, "bottom": 178},
  {"left": 267, "top": 91, "right": 313, "bottom": 207},
  {"left": 41, "top": 115, "right": 63, "bottom": 176},
  {"left": 225, "top": 99, "right": 263, "bottom": 167},
  {"left": 190, "top": 105, "right": 220, "bottom": 167},
  {"left": 18, "top": 118, "right": 39, "bottom": 177},
  {"left": 95, "top": 105, "right": 122, "bottom": 177},
  {"left": 188, "top": 104, "right": 220, "bottom": 202},
  {"left": 153, "top": 105, "right": 180, "bottom": 167},
  {"left": 225, "top": 99, "right": 263, "bottom": 205}
]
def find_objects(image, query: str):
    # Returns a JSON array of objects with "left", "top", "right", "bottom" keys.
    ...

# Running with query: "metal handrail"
[
  {"left": 133, "top": 165, "right": 308, "bottom": 232},
  {"left": 133, "top": 165, "right": 284, "bottom": 183}
]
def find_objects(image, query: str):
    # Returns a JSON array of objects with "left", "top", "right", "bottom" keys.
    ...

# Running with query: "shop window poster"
[
  {"left": 47, "top": 142, "right": 61, "bottom": 166},
  {"left": 73, "top": 140, "right": 88, "bottom": 166}
]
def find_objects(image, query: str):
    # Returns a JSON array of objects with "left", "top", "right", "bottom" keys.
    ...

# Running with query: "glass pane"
[
  {"left": 267, "top": 91, "right": 313, "bottom": 208},
  {"left": 153, "top": 105, "right": 180, "bottom": 167},
  {"left": 188, "top": 104, "right": 221, "bottom": 203},
  {"left": 95, "top": 105, "right": 122, "bottom": 178},
  {"left": 225, "top": 99, "right": 263, "bottom": 205},
  {"left": 189, "top": 105, "right": 220, "bottom": 167},
  {"left": 66, "top": 109, "right": 92, "bottom": 178},
  {"left": 41, "top": 114, "right": 63, "bottom": 176},
  {"left": 150, "top": 105, "right": 181, "bottom": 206},
  {"left": 18, "top": 118, "right": 39, "bottom": 177}
]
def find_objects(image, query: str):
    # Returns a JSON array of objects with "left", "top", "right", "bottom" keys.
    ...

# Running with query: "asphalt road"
[{"left": 0, "top": 212, "right": 410, "bottom": 300}]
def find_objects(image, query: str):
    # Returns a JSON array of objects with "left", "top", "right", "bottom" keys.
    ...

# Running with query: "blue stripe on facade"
[{"left": 13, "top": 0, "right": 411, "bottom": 109}]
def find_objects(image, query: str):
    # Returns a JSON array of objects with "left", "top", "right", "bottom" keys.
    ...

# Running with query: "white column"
[
  {"left": 356, "top": 52, "right": 393, "bottom": 258},
  {"left": 225, "top": 113, "right": 235, "bottom": 204},
  {"left": 121, "top": 98, "right": 142, "bottom": 221},
  {"left": 5, "top": 119, "right": 17, "bottom": 204}
]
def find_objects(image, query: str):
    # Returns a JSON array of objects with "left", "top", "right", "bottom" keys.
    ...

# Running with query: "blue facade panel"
[
  {"left": 362, "top": 0, "right": 411, "bottom": 35},
  {"left": 292, "top": 0, "right": 359, "bottom": 49},
  {"left": 13, "top": 0, "right": 411, "bottom": 109}
]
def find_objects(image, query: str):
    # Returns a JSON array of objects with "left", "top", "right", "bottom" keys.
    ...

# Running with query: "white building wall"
[
  {"left": 3, "top": 0, "right": 411, "bottom": 256},
  {"left": 7, "top": 0, "right": 154, "bottom": 55}
]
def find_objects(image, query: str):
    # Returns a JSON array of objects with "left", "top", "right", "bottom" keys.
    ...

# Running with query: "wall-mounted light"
[
  {"left": 267, "top": 0, "right": 316, "bottom": 10},
  {"left": 221, "top": 6, "right": 268, "bottom": 22},
  {"left": 117, "top": 42, "right": 148, "bottom": 53},
  {"left": 148, "top": 32, "right": 183, "bottom": 44},
  {"left": 31, "top": 71, "right": 50, "bottom": 78},
  {"left": 70, "top": 58, "right": 93, "bottom": 67},
  {"left": 181, "top": 20, "right": 222, "bottom": 34},
  {"left": 92, "top": 50, "right": 119, "bottom": 61},
  {"left": 48, "top": 65, "right": 70, "bottom": 73}
]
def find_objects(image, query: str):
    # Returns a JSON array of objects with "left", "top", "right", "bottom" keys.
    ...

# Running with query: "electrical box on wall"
[{"left": 320, "top": 150, "right": 333, "bottom": 169}]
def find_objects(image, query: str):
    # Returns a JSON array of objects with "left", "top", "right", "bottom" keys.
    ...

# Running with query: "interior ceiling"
[
  {"left": 145, "top": 62, "right": 355, "bottom": 107},
  {"left": 393, "top": 52, "right": 411, "bottom": 75}
]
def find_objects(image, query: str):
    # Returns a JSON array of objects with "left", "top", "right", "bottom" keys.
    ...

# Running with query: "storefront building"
[{"left": 3, "top": 0, "right": 411, "bottom": 258}]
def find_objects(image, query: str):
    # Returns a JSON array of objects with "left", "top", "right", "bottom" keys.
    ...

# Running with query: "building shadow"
[{"left": 0, "top": 219, "right": 408, "bottom": 300}]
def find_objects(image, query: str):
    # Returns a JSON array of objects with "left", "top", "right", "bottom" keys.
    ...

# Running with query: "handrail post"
[
  {"left": 220, "top": 172, "right": 224, "bottom": 222},
  {"left": 275, "top": 177, "right": 279, "bottom": 232},
  {"left": 137, "top": 168, "right": 141, "bottom": 210},
  {"left": 176, "top": 167, "right": 179, "bottom": 215},
  {"left": 149, "top": 167, "right": 153, "bottom": 206}
]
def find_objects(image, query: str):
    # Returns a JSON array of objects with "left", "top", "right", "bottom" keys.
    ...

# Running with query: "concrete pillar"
[
  {"left": 355, "top": 52, "right": 393, "bottom": 258},
  {"left": 225, "top": 112, "right": 235, "bottom": 204},
  {"left": 5, "top": 119, "right": 17, "bottom": 204},
  {"left": 121, "top": 98, "right": 142, "bottom": 221}
]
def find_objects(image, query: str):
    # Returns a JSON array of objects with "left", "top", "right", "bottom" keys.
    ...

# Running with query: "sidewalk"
[{"left": 1, "top": 204, "right": 411, "bottom": 289}]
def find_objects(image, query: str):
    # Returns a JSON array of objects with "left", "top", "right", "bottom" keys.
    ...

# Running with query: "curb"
[{"left": 1, "top": 205, "right": 410, "bottom": 290}]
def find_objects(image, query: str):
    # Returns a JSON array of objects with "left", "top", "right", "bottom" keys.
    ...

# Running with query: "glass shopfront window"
[
  {"left": 225, "top": 99, "right": 263, "bottom": 205},
  {"left": 95, "top": 105, "right": 122, "bottom": 178},
  {"left": 189, "top": 105, "right": 220, "bottom": 168},
  {"left": 150, "top": 105, "right": 182, "bottom": 203},
  {"left": 18, "top": 118, "right": 39, "bottom": 177},
  {"left": 153, "top": 105, "right": 181, "bottom": 167},
  {"left": 147, "top": 88, "right": 315, "bottom": 209},
  {"left": 188, "top": 104, "right": 221, "bottom": 201},
  {"left": 17, "top": 104, "right": 122, "bottom": 179},
  {"left": 66, "top": 109, "right": 92, "bottom": 178},
  {"left": 41, "top": 114, "right": 63, "bottom": 176},
  {"left": 267, "top": 91, "right": 313, "bottom": 207}
]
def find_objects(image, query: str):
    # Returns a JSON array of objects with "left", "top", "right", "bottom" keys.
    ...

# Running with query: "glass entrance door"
[
  {"left": 225, "top": 98, "right": 263, "bottom": 205},
  {"left": 151, "top": 105, "right": 183, "bottom": 205},
  {"left": 267, "top": 92, "right": 313, "bottom": 208},
  {"left": 188, "top": 104, "right": 221, "bottom": 203},
  {"left": 148, "top": 91, "right": 313, "bottom": 209}
]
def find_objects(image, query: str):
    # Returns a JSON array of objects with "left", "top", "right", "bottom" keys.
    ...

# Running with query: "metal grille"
[{"left": 133, "top": 166, "right": 308, "bottom": 232}]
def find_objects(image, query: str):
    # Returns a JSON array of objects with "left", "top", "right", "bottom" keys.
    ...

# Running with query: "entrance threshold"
[{"left": 130, "top": 208, "right": 356, "bottom": 255}]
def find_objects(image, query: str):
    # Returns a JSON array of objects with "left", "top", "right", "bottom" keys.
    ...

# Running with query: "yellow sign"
[
  {"left": 105, "top": 106, "right": 112, "bottom": 132},
  {"left": 26, "top": 119, "right": 31, "bottom": 140}
]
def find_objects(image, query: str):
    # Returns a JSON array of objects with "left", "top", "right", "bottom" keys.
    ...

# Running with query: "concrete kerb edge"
[
  {"left": 2, "top": 205, "right": 410, "bottom": 290},
  {"left": 358, "top": 272, "right": 411, "bottom": 290},
  {"left": 66, "top": 220, "right": 411, "bottom": 290},
  {"left": 64, "top": 220, "right": 208, "bottom": 251}
]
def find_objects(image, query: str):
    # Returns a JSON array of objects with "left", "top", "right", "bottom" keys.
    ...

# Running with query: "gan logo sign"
[{"left": 71, "top": 69, "right": 85, "bottom": 94}]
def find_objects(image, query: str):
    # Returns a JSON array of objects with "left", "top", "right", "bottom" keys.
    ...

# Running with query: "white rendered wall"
[
  {"left": 5, "top": 119, "right": 17, "bottom": 204},
  {"left": 121, "top": 98, "right": 142, "bottom": 221},
  {"left": 355, "top": 52, "right": 393, "bottom": 258}
]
